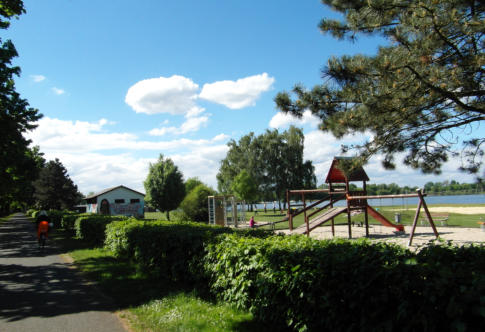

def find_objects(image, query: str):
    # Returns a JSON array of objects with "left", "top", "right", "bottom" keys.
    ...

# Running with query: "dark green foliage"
[
  {"left": 217, "top": 126, "right": 316, "bottom": 204},
  {"left": 75, "top": 214, "right": 126, "bottom": 245},
  {"left": 33, "top": 159, "right": 82, "bottom": 210},
  {"left": 180, "top": 183, "right": 216, "bottom": 222},
  {"left": 276, "top": 0, "right": 485, "bottom": 176},
  {"left": 203, "top": 234, "right": 485, "bottom": 331},
  {"left": 144, "top": 154, "right": 186, "bottom": 221},
  {"left": 104, "top": 220, "right": 271, "bottom": 283},
  {"left": 0, "top": 0, "right": 43, "bottom": 215}
]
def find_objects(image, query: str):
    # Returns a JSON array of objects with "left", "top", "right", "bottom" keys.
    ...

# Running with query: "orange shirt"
[{"left": 38, "top": 220, "right": 49, "bottom": 236}]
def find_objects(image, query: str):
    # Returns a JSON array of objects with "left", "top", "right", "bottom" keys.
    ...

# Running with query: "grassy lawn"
[
  {"left": 51, "top": 230, "right": 261, "bottom": 332},
  {"left": 246, "top": 204, "right": 485, "bottom": 230},
  {"left": 144, "top": 204, "right": 484, "bottom": 230}
]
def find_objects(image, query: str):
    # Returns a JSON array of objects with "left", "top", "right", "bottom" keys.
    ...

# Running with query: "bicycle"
[{"left": 39, "top": 232, "right": 47, "bottom": 249}]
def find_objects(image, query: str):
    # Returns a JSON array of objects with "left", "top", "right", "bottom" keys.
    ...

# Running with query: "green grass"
[
  {"left": 247, "top": 204, "right": 485, "bottom": 230},
  {"left": 129, "top": 293, "right": 256, "bottom": 332},
  {"left": 52, "top": 229, "right": 261, "bottom": 332}
]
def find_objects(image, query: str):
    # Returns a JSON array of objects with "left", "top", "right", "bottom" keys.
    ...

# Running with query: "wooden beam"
[{"left": 347, "top": 193, "right": 424, "bottom": 200}]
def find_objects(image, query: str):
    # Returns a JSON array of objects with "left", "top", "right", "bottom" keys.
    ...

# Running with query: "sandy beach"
[{"left": 275, "top": 205, "right": 485, "bottom": 250}]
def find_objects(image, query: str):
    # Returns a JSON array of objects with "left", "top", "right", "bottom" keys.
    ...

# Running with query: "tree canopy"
[
  {"left": 33, "top": 159, "right": 82, "bottom": 210},
  {"left": 217, "top": 126, "right": 316, "bottom": 204},
  {"left": 144, "top": 154, "right": 185, "bottom": 220},
  {"left": 180, "top": 183, "right": 216, "bottom": 222},
  {"left": 275, "top": 0, "right": 484, "bottom": 176},
  {"left": 0, "top": 0, "right": 43, "bottom": 213}
]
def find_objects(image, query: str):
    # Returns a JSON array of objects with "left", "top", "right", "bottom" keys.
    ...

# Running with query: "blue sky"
[{"left": 6, "top": 0, "right": 478, "bottom": 194}]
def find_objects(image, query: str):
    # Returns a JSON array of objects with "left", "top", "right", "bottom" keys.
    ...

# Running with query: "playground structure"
[
  {"left": 265, "top": 157, "right": 439, "bottom": 245},
  {"left": 208, "top": 195, "right": 246, "bottom": 227}
]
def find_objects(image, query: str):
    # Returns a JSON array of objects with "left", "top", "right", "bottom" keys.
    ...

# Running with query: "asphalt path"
[{"left": 0, "top": 213, "right": 127, "bottom": 332}]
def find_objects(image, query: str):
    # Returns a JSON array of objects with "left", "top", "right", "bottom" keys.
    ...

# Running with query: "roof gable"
[
  {"left": 325, "top": 157, "right": 369, "bottom": 183},
  {"left": 85, "top": 185, "right": 145, "bottom": 199}
]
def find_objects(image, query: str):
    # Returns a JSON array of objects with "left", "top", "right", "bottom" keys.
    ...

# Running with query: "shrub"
[
  {"left": 105, "top": 219, "right": 271, "bottom": 283},
  {"left": 203, "top": 234, "right": 485, "bottom": 331},
  {"left": 180, "top": 184, "right": 215, "bottom": 222},
  {"left": 75, "top": 215, "right": 127, "bottom": 245}
]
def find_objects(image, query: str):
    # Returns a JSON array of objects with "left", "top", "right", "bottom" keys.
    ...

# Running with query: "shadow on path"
[{"left": 0, "top": 213, "right": 119, "bottom": 323}]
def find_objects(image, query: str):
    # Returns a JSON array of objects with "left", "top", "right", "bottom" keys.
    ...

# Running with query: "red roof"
[{"left": 325, "top": 157, "right": 369, "bottom": 183}]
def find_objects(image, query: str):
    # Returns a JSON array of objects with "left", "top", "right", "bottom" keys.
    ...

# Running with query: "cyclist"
[{"left": 36, "top": 210, "right": 51, "bottom": 247}]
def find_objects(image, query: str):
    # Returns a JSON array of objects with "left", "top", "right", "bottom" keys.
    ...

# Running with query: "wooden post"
[
  {"left": 363, "top": 181, "right": 369, "bottom": 237},
  {"left": 303, "top": 192, "right": 309, "bottom": 236},
  {"left": 287, "top": 189, "right": 293, "bottom": 230},
  {"left": 346, "top": 181, "right": 352, "bottom": 239},
  {"left": 329, "top": 182, "right": 335, "bottom": 236},
  {"left": 408, "top": 191, "right": 423, "bottom": 246},
  {"left": 418, "top": 189, "right": 439, "bottom": 238}
]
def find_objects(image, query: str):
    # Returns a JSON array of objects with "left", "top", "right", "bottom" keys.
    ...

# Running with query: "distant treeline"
[{"left": 319, "top": 180, "right": 484, "bottom": 196}]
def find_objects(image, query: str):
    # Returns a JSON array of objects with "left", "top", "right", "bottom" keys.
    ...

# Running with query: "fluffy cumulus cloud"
[
  {"left": 26, "top": 117, "right": 229, "bottom": 193},
  {"left": 149, "top": 115, "right": 209, "bottom": 136},
  {"left": 302, "top": 129, "right": 477, "bottom": 187},
  {"left": 125, "top": 75, "right": 200, "bottom": 115},
  {"left": 199, "top": 73, "right": 275, "bottom": 109},
  {"left": 269, "top": 110, "right": 321, "bottom": 129}
]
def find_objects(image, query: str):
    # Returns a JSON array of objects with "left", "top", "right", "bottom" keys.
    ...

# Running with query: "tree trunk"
[{"left": 166, "top": 210, "right": 170, "bottom": 221}]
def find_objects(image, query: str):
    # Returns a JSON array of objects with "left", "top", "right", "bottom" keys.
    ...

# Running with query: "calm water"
[{"left": 254, "top": 194, "right": 485, "bottom": 209}]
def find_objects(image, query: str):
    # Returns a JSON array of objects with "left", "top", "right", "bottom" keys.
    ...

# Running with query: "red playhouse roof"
[{"left": 325, "top": 157, "right": 369, "bottom": 183}]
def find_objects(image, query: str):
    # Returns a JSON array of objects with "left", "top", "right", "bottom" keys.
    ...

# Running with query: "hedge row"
[
  {"left": 203, "top": 234, "right": 485, "bottom": 331},
  {"left": 105, "top": 219, "right": 270, "bottom": 282},
  {"left": 104, "top": 219, "right": 485, "bottom": 331},
  {"left": 75, "top": 214, "right": 127, "bottom": 245}
]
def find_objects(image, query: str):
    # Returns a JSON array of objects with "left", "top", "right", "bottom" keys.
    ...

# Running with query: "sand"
[{"left": 279, "top": 224, "right": 485, "bottom": 250}]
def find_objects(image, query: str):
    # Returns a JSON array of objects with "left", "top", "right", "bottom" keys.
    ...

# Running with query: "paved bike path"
[{"left": 0, "top": 213, "right": 127, "bottom": 332}]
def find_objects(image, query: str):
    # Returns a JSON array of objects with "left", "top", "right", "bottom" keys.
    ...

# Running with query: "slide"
[
  {"left": 293, "top": 207, "right": 348, "bottom": 234},
  {"left": 366, "top": 206, "right": 405, "bottom": 232}
]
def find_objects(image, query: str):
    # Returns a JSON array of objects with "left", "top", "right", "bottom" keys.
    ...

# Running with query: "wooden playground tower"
[{"left": 287, "top": 157, "right": 439, "bottom": 245}]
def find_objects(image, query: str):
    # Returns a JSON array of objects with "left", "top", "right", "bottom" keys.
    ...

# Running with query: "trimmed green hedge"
[
  {"left": 75, "top": 215, "right": 127, "bottom": 245},
  {"left": 202, "top": 234, "right": 485, "bottom": 331},
  {"left": 105, "top": 220, "right": 271, "bottom": 282}
]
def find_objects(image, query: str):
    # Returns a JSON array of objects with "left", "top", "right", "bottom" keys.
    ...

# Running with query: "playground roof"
[{"left": 325, "top": 157, "right": 370, "bottom": 183}]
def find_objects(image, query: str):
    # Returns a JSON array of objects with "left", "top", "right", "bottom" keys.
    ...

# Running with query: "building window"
[
  {"left": 130, "top": 199, "right": 140, "bottom": 203},
  {"left": 115, "top": 199, "right": 125, "bottom": 204}
]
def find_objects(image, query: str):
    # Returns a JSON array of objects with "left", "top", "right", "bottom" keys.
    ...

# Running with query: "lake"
[{"left": 254, "top": 194, "right": 485, "bottom": 209}]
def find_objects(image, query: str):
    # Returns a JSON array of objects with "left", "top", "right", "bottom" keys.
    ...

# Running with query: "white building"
[{"left": 84, "top": 185, "right": 145, "bottom": 218}]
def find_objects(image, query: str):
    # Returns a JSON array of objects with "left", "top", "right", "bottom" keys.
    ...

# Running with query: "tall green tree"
[
  {"left": 144, "top": 154, "right": 185, "bottom": 220},
  {"left": 217, "top": 126, "right": 316, "bottom": 206},
  {"left": 33, "top": 159, "right": 82, "bottom": 210},
  {"left": 275, "top": 0, "right": 484, "bottom": 176},
  {"left": 0, "top": 0, "right": 42, "bottom": 214},
  {"left": 231, "top": 169, "right": 259, "bottom": 210}
]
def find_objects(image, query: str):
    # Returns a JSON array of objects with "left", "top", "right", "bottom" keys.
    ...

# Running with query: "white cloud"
[
  {"left": 31, "top": 75, "right": 46, "bottom": 83},
  {"left": 149, "top": 115, "right": 209, "bottom": 136},
  {"left": 199, "top": 73, "right": 275, "bottom": 109},
  {"left": 302, "top": 129, "right": 477, "bottom": 187},
  {"left": 125, "top": 75, "right": 200, "bottom": 115},
  {"left": 26, "top": 117, "right": 230, "bottom": 193},
  {"left": 269, "top": 110, "right": 321, "bottom": 129},
  {"left": 52, "top": 87, "right": 65, "bottom": 95}
]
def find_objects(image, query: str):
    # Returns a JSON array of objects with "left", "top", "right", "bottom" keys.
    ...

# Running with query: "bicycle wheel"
[{"left": 39, "top": 233, "right": 46, "bottom": 249}]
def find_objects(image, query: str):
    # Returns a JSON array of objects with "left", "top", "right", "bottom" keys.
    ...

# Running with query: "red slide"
[{"left": 366, "top": 206, "right": 405, "bottom": 232}]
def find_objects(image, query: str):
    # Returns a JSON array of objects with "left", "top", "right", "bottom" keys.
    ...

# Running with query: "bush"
[
  {"left": 47, "top": 210, "right": 67, "bottom": 228},
  {"left": 105, "top": 219, "right": 271, "bottom": 283},
  {"left": 180, "top": 184, "right": 215, "bottom": 222},
  {"left": 202, "top": 234, "right": 485, "bottom": 331},
  {"left": 75, "top": 215, "right": 127, "bottom": 245}
]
